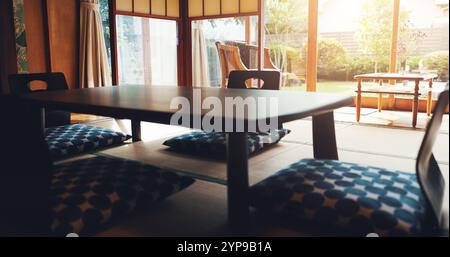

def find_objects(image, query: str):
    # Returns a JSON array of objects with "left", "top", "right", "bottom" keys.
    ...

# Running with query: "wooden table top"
[
  {"left": 19, "top": 85, "right": 354, "bottom": 126},
  {"left": 354, "top": 73, "right": 438, "bottom": 81}
]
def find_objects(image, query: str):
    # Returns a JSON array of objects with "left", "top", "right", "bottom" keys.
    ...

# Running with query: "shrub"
[
  {"left": 348, "top": 55, "right": 390, "bottom": 78},
  {"left": 282, "top": 72, "right": 302, "bottom": 87},
  {"left": 316, "top": 38, "right": 348, "bottom": 80},
  {"left": 421, "top": 51, "right": 449, "bottom": 81},
  {"left": 406, "top": 56, "right": 422, "bottom": 71}
]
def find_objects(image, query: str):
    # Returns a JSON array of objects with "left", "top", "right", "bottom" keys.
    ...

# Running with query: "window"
[
  {"left": 264, "top": 0, "right": 309, "bottom": 90},
  {"left": 196, "top": 17, "right": 258, "bottom": 87},
  {"left": 106, "top": 0, "right": 446, "bottom": 112},
  {"left": 116, "top": 15, "right": 178, "bottom": 86},
  {"left": 100, "top": 0, "right": 112, "bottom": 76},
  {"left": 314, "top": 0, "right": 450, "bottom": 95},
  {"left": 316, "top": 0, "right": 384, "bottom": 94},
  {"left": 399, "top": 0, "right": 449, "bottom": 85}
]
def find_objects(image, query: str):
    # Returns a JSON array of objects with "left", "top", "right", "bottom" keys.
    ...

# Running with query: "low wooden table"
[
  {"left": 19, "top": 85, "right": 354, "bottom": 233},
  {"left": 354, "top": 73, "right": 438, "bottom": 127}
]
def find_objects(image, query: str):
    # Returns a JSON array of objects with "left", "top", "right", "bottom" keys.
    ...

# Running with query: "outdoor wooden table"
[
  {"left": 354, "top": 73, "right": 438, "bottom": 128},
  {"left": 19, "top": 85, "right": 354, "bottom": 233}
]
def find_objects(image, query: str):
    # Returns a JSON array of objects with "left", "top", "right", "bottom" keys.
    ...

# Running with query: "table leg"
[
  {"left": 313, "top": 112, "right": 339, "bottom": 160},
  {"left": 413, "top": 80, "right": 420, "bottom": 128},
  {"left": 131, "top": 120, "right": 142, "bottom": 142},
  {"left": 378, "top": 79, "right": 383, "bottom": 112},
  {"left": 227, "top": 132, "right": 251, "bottom": 234},
  {"left": 427, "top": 79, "right": 433, "bottom": 117},
  {"left": 39, "top": 108, "right": 46, "bottom": 137},
  {"left": 356, "top": 79, "right": 362, "bottom": 122}
]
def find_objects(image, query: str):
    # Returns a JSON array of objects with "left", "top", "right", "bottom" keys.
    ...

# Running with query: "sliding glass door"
[
  {"left": 264, "top": 0, "right": 309, "bottom": 90},
  {"left": 193, "top": 17, "right": 258, "bottom": 88},
  {"left": 116, "top": 16, "right": 178, "bottom": 86}
]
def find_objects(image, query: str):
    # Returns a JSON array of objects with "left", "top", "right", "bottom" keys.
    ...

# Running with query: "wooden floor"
[{"left": 79, "top": 108, "right": 449, "bottom": 236}]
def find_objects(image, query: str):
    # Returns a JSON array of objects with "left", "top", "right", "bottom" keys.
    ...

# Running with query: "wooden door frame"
[
  {"left": 109, "top": 0, "right": 183, "bottom": 86},
  {"left": 183, "top": 0, "right": 264, "bottom": 87},
  {"left": 306, "top": 0, "right": 318, "bottom": 92},
  {"left": 388, "top": 0, "right": 401, "bottom": 108},
  {"left": 0, "top": 0, "right": 18, "bottom": 95},
  {"left": 108, "top": 0, "right": 431, "bottom": 114},
  {"left": 109, "top": 0, "right": 263, "bottom": 87},
  {"left": 179, "top": 0, "right": 191, "bottom": 87}
]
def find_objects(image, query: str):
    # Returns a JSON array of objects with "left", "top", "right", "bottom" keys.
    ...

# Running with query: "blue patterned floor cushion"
[
  {"left": 50, "top": 156, "right": 195, "bottom": 236},
  {"left": 163, "top": 129, "right": 291, "bottom": 157},
  {"left": 250, "top": 159, "right": 427, "bottom": 237},
  {"left": 46, "top": 124, "right": 131, "bottom": 159}
]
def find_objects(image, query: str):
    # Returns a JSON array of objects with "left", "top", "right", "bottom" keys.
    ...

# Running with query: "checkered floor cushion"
[
  {"left": 46, "top": 124, "right": 131, "bottom": 159},
  {"left": 163, "top": 129, "right": 291, "bottom": 157},
  {"left": 50, "top": 156, "right": 195, "bottom": 236},
  {"left": 250, "top": 159, "right": 428, "bottom": 237}
]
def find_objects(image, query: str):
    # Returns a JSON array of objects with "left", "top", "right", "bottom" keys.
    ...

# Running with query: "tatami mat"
[
  {"left": 88, "top": 113, "right": 449, "bottom": 233},
  {"left": 98, "top": 138, "right": 449, "bottom": 231},
  {"left": 283, "top": 119, "right": 353, "bottom": 144},
  {"left": 335, "top": 107, "right": 450, "bottom": 132},
  {"left": 97, "top": 180, "right": 308, "bottom": 237}
]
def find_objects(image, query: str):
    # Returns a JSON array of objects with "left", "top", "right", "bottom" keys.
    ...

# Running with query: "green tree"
[
  {"left": 356, "top": 0, "right": 410, "bottom": 72},
  {"left": 99, "top": 0, "right": 111, "bottom": 68},
  {"left": 99, "top": 0, "right": 110, "bottom": 38},
  {"left": 265, "top": 0, "right": 308, "bottom": 35},
  {"left": 265, "top": 0, "right": 308, "bottom": 73},
  {"left": 397, "top": 25, "right": 427, "bottom": 71}
]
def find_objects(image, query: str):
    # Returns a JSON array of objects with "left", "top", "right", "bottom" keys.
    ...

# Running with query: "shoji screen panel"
[
  {"left": 204, "top": 0, "right": 221, "bottom": 16},
  {"left": 116, "top": 0, "right": 133, "bottom": 12},
  {"left": 240, "top": 0, "right": 259, "bottom": 13},
  {"left": 188, "top": 0, "right": 203, "bottom": 17},
  {"left": 134, "top": 0, "right": 150, "bottom": 13},
  {"left": 188, "top": 0, "right": 260, "bottom": 19},
  {"left": 151, "top": 0, "right": 166, "bottom": 16},
  {"left": 221, "top": 0, "right": 239, "bottom": 15},
  {"left": 115, "top": 0, "right": 180, "bottom": 19},
  {"left": 167, "top": 0, "right": 180, "bottom": 17}
]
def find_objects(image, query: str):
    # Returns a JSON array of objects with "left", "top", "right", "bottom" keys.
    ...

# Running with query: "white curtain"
[
  {"left": 192, "top": 21, "right": 210, "bottom": 88},
  {"left": 79, "top": 0, "right": 111, "bottom": 88}
]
